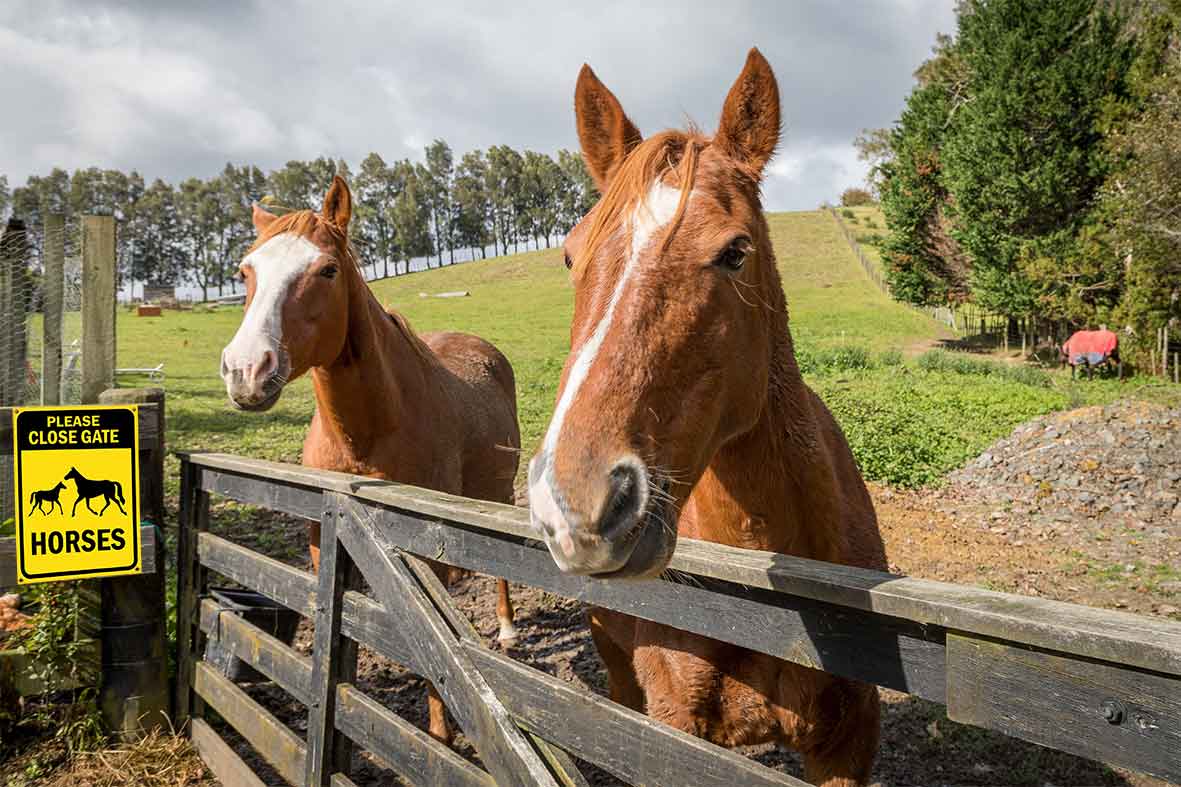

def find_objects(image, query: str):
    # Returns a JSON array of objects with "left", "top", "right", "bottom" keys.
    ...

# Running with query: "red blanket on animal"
[{"left": 1062, "top": 329, "right": 1118, "bottom": 362}]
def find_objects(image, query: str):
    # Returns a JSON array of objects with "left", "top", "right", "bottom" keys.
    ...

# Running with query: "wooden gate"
[{"left": 176, "top": 452, "right": 1181, "bottom": 786}]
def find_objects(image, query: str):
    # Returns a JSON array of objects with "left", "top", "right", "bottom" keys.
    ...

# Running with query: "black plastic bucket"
[{"left": 202, "top": 587, "right": 301, "bottom": 682}]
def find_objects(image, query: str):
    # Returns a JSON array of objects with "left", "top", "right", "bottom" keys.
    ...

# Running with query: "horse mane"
[
  {"left": 574, "top": 129, "right": 705, "bottom": 275},
  {"left": 249, "top": 209, "right": 432, "bottom": 362}
]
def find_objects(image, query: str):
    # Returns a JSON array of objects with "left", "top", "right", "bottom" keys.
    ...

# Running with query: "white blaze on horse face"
[
  {"left": 221, "top": 232, "right": 320, "bottom": 391},
  {"left": 528, "top": 180, "right": 685, "bottom": 546}
]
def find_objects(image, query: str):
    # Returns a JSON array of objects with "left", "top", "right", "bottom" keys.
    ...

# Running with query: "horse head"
[
  {"left": 528, "top": 49, "right": 783, "bottom": 578},
  {"left": 220, "top": 177, "right": 360, "bottom": 411}
]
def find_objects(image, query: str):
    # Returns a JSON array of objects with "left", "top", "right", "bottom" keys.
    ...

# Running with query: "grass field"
[{"left": 114, "top": 209, "right": 1178, "bottom": 493}]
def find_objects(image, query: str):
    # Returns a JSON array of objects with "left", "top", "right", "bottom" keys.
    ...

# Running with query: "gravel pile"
[{"left": 947, "top": 401, "right": 1181, "bottom": 533}]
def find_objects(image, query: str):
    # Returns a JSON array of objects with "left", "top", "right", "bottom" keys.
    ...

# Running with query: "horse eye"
[
  {"left": 320, "top": 264, "right": 338, "bottom": 280},
  {"left": 715, "top": 241, "right": 748, "bottom": 271},
  {"left": 563, "top": 252, "right": 573, "bottom": 270}
]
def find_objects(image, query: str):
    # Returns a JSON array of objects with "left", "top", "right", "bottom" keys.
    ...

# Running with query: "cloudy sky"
[{"left": 0, "top": 1, "right": 956, "bottom": 211}]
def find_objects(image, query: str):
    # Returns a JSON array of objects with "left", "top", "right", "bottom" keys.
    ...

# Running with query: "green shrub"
[
  {"left": 840, "top": 208, "right": 855, "bottom": 219},
  {"left": 796, "top": 345, "right": 876, "bottom": 375},
  {"left": 916, "top": 349, "right": 1050, "bottom": 387},
  {"left": 854, "top": 232, "right": 881, "bottom": 246},
  {"left": 879, "top": 349, "right": 903, "bottom": 366},
  {"left": 814, "top": 368, "right": 1065, "bottom": 487}
]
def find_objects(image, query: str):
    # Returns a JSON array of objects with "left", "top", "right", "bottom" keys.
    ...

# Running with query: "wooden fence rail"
[{"left": 176, "top": 452, "right": 1181, "bottom": 786}]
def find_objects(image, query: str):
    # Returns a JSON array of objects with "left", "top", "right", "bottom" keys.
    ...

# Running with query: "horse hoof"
[{"left": 497, "top": 620, "right": 518, "bottom": 647}]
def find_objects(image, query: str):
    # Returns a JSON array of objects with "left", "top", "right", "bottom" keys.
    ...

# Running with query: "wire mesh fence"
[{"left": 0, "top": 215, "right": 86, "bottom": 520}]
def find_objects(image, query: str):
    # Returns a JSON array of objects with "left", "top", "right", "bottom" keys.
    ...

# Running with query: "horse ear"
[
  {"left": 575, "top": 64, "right": 642, "bottom": 192},
  {"left": 322, "top": 175, "right": 352, "bottom": 231},
  {"left": 252, "top": 203, "right": 278, "bottom": 234},
  {"left": 714, "top": 48, "right": 781, "bottom": 178}
]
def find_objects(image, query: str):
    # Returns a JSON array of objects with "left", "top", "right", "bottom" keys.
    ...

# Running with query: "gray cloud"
[{"left": 0, "top": 0, "right": 955, "bottom": 210}]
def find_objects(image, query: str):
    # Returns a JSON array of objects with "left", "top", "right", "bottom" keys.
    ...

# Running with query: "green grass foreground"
[{"left": 114, "top": 210, "right": 1178, "bottom": 492}]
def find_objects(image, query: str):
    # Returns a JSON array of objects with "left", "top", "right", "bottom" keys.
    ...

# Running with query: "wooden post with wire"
[
  {"left": 42, "top": 214, "right": 65, "bottom": 405},
  {"left": 81, "top": 215, "right": 116, "bottom": 405}
]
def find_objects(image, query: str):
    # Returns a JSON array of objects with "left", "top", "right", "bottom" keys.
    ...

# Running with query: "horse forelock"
[
  {"left": 574, "top": 130, "right": 706, "bottom": 277},
  {"left": 247, "top": 210, "right": 360, "bottom": 273}
]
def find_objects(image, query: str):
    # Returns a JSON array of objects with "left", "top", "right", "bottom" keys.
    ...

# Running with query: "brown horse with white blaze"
[
  {"left": 527, "top": 50, "right": 886, "bottom": 785},
  {"left": 219, "top": 177, "right": 520, "bottom": 744}
]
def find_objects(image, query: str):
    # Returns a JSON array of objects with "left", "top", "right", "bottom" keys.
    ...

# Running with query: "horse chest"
[{"left": 633, "top": 623, "right": 784, "bottom": 746}]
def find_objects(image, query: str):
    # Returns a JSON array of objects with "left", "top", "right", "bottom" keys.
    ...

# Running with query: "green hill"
[{"left": 118, "top": 209, "right": 1169, "bottom": 491}]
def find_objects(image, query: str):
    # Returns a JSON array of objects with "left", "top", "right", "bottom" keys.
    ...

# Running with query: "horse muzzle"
[
  {"left": 221, "top": 347, "right": 288, "bottom": 412},
  {"left": 527, "top": 452, "right": 678, "bottom": 579}
]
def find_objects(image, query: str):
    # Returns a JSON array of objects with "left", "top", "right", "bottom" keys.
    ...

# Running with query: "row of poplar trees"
[
  {"left": 0, "top": 141, "right": 597, "bottom": 300},
  {"left": 862, "top": 0, "right": 1181, "bottom": 360}
]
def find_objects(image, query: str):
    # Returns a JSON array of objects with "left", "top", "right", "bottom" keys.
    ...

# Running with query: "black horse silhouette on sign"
[
  {"left": 65, "top": 467, "right": 126, "bottom": 517},
  {"left": 28, "top": 482, "right": 67, "bottom": 516}
]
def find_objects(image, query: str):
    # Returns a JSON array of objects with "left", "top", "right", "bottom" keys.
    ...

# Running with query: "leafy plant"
[{"left": 8, "top": 582, "right": 105, "bottom": 764}]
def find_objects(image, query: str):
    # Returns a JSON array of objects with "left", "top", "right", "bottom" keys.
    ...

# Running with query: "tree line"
[
  {"left": 862, "top": 0, "right": 1181, "bottom": 361},
  {"left": 0, "top": 141, "right": 597, "bottom": 300}
]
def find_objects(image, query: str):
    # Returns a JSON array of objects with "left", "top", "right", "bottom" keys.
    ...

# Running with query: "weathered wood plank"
[
  {"left": 357, "top": 502, "right": 945, "bottom": 700},
  {"left": 335, "top": 683, "right": 494, "bottom": 787},
  {"left": 307, "top": 495, "right": 359, "bottom": 786},
  {"left": 193, "top": 661, "right": 306, "bottom": 787},
  {"left": 337, "top": 501, "right": 558, "bottom": 787},
  {"left": 198, "top": 598, "right": 313, "bottom": 704},
  {"left": 182, "top": 453, "right": 1181, "bottom": 679},
  {"left": 526, "top": 732, "right": 592, "bottom": 787},
  {"left": 947, "top": 634, "right": 1181, "bottom": 782},
  {"left": 40, "top": 214, "right": 64, "bottom": 406},
  {"left": 464, "top": 642, "right": 807, "bottom": 787},
  {"left": 175, "top": 459, "right": 209, "bottom": 725},
  {"left": 197, "top": 588, "right": 492, "bottom": 787},
  {"left": 196, "top": 530, "right": 411, "bottom": 673},
  {"left": 1, "top": 638, "right": 97, "bottom": 695},
  {"left": 196, "top": 531, "right": 812, "bottom": 787},
  {"left": 0, "top": 524, "right": 157, "bottom": 587},
  {"left": 197, "top": 532, "right": 318, "bottom": 619},
  {"left": 199, "top": 466, "right": 322, "bottom": 522},
  {"left": 190, "top": 717, "right": 267, "bottom": 787},
  {"left": 81, "top": 215, "right": 116, "bottom": 404}
]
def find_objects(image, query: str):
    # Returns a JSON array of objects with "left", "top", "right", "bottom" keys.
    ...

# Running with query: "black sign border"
[{"left": 14, "top": 406, "right": 142, "bottom": 581}]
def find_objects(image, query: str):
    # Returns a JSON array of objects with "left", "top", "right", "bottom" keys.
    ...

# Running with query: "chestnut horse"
[
  {"left": 527, "top": 51, "right": 887, "bottom": 785},
  {"left": 220, "top": 177, "right": 520, "bottom": 743}
]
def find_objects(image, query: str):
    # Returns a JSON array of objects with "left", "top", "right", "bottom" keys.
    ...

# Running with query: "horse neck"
[
  {"left": 310, "top": 264, "right": 433, "bottom": 453},
  {"left": 694, "top": 256, "right": 844, "bottom": 562}
]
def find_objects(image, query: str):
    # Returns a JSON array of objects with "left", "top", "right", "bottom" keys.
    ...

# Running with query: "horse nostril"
[
  {"left": 258, "top": 350, "right": 277, "bottom": 381},
  {"left": 220, "top": 351, "right": 230, "bottom": 378},
  {"left": 598, "top": 461, "right": 645, "bottom": 542}
]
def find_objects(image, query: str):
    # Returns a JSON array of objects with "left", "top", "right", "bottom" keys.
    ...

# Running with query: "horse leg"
[
  {"left": 55, "top": 500, "right": 63, "bottom": 516},
  {"left": 495, "top": 578, "right": 517, "bottom": 646},
  {"left": 427, "top": 683, "right": 452, "bottom": 744},
  {"left": 72, "top": 497, "right": 81, "bottom": 517},
  {"left": 307, "top": 520, "right": 321, "bottom": 574},
  {"left": 29, "top": 500, "right": 39, "bottom": 517},
  {"left": 799, "top": 679, "right": 880, "bottom": 787},
  {"left": 589, "top": 607, "right": 644, "bottom": 710},
  {"left": 425, "top": 559, "right": 454, "bottom": 744},
  {"left": 99, "top": 496, "right": 111, "bottom": 515},
  {"left": 111, "top": 494, "right": 126, "bottom": 515}
]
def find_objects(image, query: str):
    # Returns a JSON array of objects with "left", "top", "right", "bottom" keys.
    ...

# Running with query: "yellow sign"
[{"left": 12, "top": 405, "right": 141, "bottom": 584}]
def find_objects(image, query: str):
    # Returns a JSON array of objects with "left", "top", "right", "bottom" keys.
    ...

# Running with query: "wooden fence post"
[
  {"left": 0, "top": 219, "right": 30, "bottom": 408},
  {"left": 81, "top": 215, "right": 116, "bottom": 405},
  {"left": 175, "top": 456, "right": 210, "bottom": 726},
  {"left": 96, "top": 387, "right": 168, "bottom": 738},
  {"left": 1165, "top": 325, "right": 1171, "bottom": 378},
  {"left": 42, "top": 214, "right": 65, "bottom": 405},
  {"left": 306, "top": 493, "right": 360, "bottom": 785}
]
